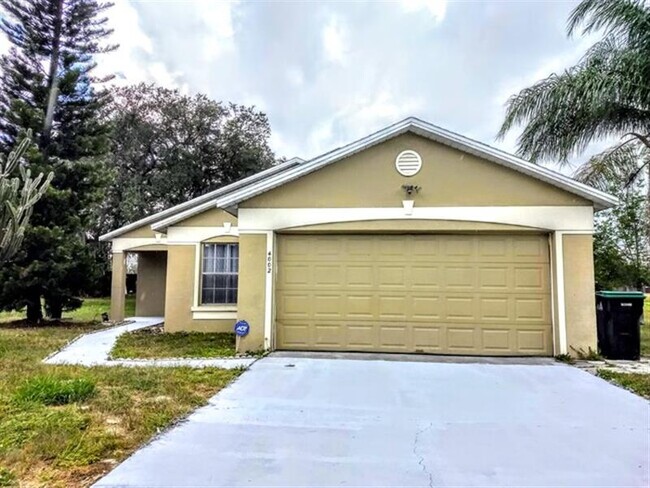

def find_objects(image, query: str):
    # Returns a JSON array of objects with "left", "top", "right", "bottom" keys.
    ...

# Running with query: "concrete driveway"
[{"left": 95, "top": 355, "right": 649, "bottom": 487}]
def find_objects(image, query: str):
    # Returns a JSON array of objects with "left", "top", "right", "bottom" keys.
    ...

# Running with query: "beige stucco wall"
[
  {"left": 243, "top": 133, "right": 591, "bottom": 209},
  {"left": 175, "top": 207, "right": 238, "bottom": 227},
  {"left": 110, "top": 252, "right": 126, "bottom": 322},
  {"left": 135, "top": 251, "right": 167, "bottom": 317},
  {"left": 120, "top": 225, "right": 157, "bottom": 238},
  {"left": 164, "top": 245, "right": 234, "bottom": 333},
  {"left": 563, "top": 234, "right": 598, "bottom": 355},
  {"left": 236, "top": 233, "right": 267, "bottom": 352},
  {"left": 285, "top": 219, "right": 544, "bottom": 233}
]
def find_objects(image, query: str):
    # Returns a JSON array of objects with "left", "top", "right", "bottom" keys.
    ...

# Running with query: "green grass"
[
  {"left": 0, "top": 321, "right": 241, "bottom": 487},
  {"left": 112, "top": 330, "right": 237, "bottom": 359},
  {"left": 14, "top": 376, "right": 96, "bottom": 406},
  {"left": 0, "top": 296, "right": 135, "bottom": 324},
  {"left": 597, "top": 370, "right": 650, "bottom": 399}
]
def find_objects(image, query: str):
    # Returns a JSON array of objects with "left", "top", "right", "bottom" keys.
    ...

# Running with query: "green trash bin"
[{"left": 595, "top": 291, "right": 645, "bottom": 360}]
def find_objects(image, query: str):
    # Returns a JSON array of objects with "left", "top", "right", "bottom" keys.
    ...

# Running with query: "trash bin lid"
[{"left": 596, "top": 291, "right": 646, "bottom": 299}]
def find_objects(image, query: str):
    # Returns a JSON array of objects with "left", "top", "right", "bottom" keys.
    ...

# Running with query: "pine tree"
[{"left": 0, "top": 0, "right": 115, "bottom": 321}]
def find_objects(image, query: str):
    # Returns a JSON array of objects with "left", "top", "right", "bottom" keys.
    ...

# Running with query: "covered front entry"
[{"left": 275, "top": 233, "right": 553, "bottom": 355}]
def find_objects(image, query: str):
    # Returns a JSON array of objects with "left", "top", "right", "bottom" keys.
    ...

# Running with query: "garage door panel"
[
  {"left": 378, "top": 296, "right": 407, "bottom": 320},
  {"left": 313, "top": 294, "right": 343, "bottom": 320},
  {"left": 413, "top": 326, "right": 444, "bottom": 352},
  {"left": 514, "top": 296, "right": 550, "bottom": 323},
  {"left": 516, "top": 329, "right": 548, "bottom": 352},
  {"left": 380, "top": 326, "right": 410, "bottom": 350},
  {"left": 479, "top": 297, "right": 511, "bottom": 321},
  {"left": 445, "top": 266, "right": 476, "bottom": 290},
  {"left": 412, "top": 296, "right": 442, "bottom": 320},
  {"left": 445, "top": 296, "right": 477, "bottom": 321},
  {"left": 378, "top": 266, "right": 407, "bottom": 287},
  {"left": 481, "top": 328, "right": 512, "bottom": 352},
  {"left": 345, "top": 295, "right": 375, "bottom": 319},
  {"left": 447, "top": 327, "right": 478, "bottom": 351},
  {"left": 278, "top": 323, "right": 312, "bottom": 347},
  {"left": 313, "top": 264, "right": 342, "bottom": 286},
  {"left": 280, "top": 264, "right": 310, "bottom": 287},
  {"left": 513, "top": 237, "right": 548, "bottom": 261},
  {"left": 314, "top": 324, "right": 343, "bottom": 347},
  {"left": 410, "top": 265, "right": 442, "bottom": 290},
  {"left": 276, "top": 234, "right": 552, "bottom": 355},
  {"left": 411, "top": 236, "right": 440, "bottom": 257},
  {"left": 514, "top": 266, "right": 548, "bottom": 292},
  {"left": 346, "top": 265, "right": 374, "bottom": 287},
  {"left": 346, "top": 324, "right": 376, "bottom": 348},
  {"left": 478, "top": 266, "right": 510, "bottom": 290},
  {"left": 277, "top": 293, "right": 311, "bottom": 319}
]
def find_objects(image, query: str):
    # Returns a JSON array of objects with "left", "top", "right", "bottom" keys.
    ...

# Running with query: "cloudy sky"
[{"left": 2, "top": 0, "right": 599, "bottom": 169}]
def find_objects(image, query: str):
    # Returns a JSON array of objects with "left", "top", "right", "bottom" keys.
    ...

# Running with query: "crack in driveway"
[{"left": 413, "top": 422, "right": 435, "bottom": 488}]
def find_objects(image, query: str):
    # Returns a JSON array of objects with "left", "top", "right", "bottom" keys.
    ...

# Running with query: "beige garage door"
[{"left": 276, "top": 234, "right": 552, "bottom": 356}]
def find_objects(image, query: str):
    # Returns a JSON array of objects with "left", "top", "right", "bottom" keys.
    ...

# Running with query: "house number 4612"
[{"left": 267, "top": 251, "right": 272, "bottom": 274}]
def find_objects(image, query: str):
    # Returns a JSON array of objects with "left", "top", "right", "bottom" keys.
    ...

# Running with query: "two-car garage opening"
[{"left": 275, "top": 233, "right": 553, "bottom": 356}]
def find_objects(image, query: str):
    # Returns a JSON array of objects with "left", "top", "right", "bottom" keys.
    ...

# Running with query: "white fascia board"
[
  {"left": 151, "top": 199, "right": 220, "bottom": 233},
  {"left": 237, "top": 206, "right": 595, "bottom": 233},
  {"left": 99, "top": 158, "right": 303, "bottom": 241},
  {"left": 216, "top": 117, "right": 618, "bottom": 210}
]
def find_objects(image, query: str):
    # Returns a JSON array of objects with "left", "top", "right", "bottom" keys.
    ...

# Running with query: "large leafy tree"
[
  {"left": 498, "top": 0, "right": 650, "bottom": 193},
  {"left": 0, "top": 0, "right": 115, "bottom": 320},
  {"left": 95, "top": 84, "right": 275, "bottom": 235}
]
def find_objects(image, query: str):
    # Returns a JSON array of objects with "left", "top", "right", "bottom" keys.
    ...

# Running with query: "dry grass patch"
[{"left": 0, "top": 322, "right": 241, "bottom": 487}]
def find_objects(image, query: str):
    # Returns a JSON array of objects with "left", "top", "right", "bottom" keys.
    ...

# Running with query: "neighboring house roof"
[
  {"left": 216, "top": 117, "right": 618, "bottom": 210},
  {"left": 99, "top": 157, "right": 305, "bottom": 241}
]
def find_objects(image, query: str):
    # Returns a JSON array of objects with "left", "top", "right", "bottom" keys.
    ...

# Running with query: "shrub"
[{"left": 14, "top": 376, "right": 96, "bottom": 406}]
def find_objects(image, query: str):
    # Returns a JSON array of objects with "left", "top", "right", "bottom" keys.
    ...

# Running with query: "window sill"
[
  {"left": 191, "top": 305, "right": 237, "bottom": 312},
  {"left": 191, "top": 305, "right": 237, "bottom": 321}
]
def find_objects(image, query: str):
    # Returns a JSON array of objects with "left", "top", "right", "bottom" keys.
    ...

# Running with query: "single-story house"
[{"left": 100, "top": 117, "right": 617, "bottom": 357}]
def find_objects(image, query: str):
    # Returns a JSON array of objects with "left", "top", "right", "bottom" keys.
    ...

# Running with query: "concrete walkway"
[
  {"left": 94, "top": 356, "right": 649, "bottom": 487},
  {"left": 43, "top": 317, "right": 256, "bottom": 369}
]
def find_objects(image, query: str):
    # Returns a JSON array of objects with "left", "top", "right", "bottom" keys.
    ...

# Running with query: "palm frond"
[
  {"left": 498, "top": 39, "right": 650, "bottom": 163},
  {"left": 573, "top": 139, "right": 647, "bottom": 190},
  {"left": 568, "top": 0, "right": 650, "bottom": 44}
]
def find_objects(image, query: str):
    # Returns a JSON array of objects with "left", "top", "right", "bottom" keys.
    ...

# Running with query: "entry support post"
[{"left": 110, "top": 251, "right": 127, "bottom": 322}]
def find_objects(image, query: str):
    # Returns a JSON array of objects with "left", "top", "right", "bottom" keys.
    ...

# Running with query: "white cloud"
[
  {"left": 400, "top": 0, "right": 447, "bottom": 23},
  {"left": 196, "top": 0, "right": 239, "bottom": 62},
  {"left": 286, "top": 66, "right": 305, "bottom": 87},
  {"left": 97, "top": 0, "right": 181, "bottom": 88},
  {"left": 305, "top": 90, "right": 424, "bottom": 157},
  {"left": 322, "top": 16, "right": 349, "bottom": 64}
]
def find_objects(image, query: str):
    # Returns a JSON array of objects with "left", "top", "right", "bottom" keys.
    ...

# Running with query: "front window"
[{"left": 201, "top": 243, "right": 238, "bottom": 305}]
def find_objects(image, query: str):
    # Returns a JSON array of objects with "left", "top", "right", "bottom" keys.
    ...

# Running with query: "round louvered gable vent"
[{"left": 395, "top": 150, "right": 422, "bottom": 176}]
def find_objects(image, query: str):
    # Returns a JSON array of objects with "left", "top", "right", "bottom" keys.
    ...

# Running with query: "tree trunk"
[
  {"left": 26, "top": 297, "right": 42, "bottom": 322},
  {"left": 41, "top": 0, "right": 64, "bottom": 153},
  {"left": 46, "top": 298, "right": 63, "bottom": 320}
]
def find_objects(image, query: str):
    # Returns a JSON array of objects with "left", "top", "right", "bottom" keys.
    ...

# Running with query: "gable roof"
[
  {"left": 99, "top": 157, "right": 305, "bottom": 241},
  {"left": 215, "top": 117, "right": 618, "bottom": 210}
]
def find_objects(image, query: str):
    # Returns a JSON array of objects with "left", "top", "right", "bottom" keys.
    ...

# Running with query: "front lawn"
[
  {"left": 0, "top": 296, "right": 136, "bottom": 324},
  {"left": 0, "top": 322, "right": 241, "bottom": 487},
  {"left": 597, "top": 370, "right": 650, "bottom": 399},
  {"left": 111, "top": 329, "right": 237, "bottom": 359}
]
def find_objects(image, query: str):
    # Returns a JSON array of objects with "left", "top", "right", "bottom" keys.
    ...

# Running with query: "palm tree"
[{"left": 498, "top": 0, "right": 650, "bottom": 193}]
